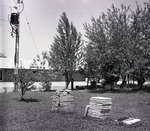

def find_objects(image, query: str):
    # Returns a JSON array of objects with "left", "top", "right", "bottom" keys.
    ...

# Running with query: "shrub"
[{"left": 42, "top": 82, "right": 52, "bottom": 91}]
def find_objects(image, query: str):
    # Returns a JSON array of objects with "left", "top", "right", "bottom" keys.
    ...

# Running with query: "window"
[
  {"left": 33, "top": 70, "right": 36, "bottom": 73},
  {"left": 0, "top": 70, "right": 2, "bottom": 81}
]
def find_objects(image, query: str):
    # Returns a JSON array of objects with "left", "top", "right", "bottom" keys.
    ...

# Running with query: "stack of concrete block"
[
  {"left": 60, "top": 94, "right": 74, "bottom": 111},
  {"left": 85, "top": 97, "right": 112, "bottom": 119},
  {"left": 51, "top": 90, "right": 74, "bottom": 112}
]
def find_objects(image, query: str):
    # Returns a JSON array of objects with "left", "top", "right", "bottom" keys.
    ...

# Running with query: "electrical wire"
[
  {"left": 10, "top": 0, "right": 39, "bottom": 55},
  {"left": 0, "top": 18, "right": 8, "bottom": 22},
  {"left": 23, "top": 12, "right": 40, "bottom": 55},
  {"left": 11, "top": 0, "right": 17, "bottom": 5}
]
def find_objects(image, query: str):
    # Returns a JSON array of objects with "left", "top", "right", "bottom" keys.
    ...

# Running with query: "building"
[{"left": 0, "top": 68, "right": 85, "bottom": 93}]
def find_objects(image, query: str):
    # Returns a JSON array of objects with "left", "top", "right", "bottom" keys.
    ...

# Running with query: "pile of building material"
[
  {"left": 115, "top": 117, "right": 141, "bottom": 126},
  {"left": 84, "top": 97, "right": 112, "bottom": 119},
  {"left": 51, "top": 89, "right": 74, "bottom": 112}
]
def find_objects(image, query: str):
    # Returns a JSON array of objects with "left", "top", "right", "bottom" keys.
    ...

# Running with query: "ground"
[{"left": 0, "top": 90, "right": 150, "bottom": 131}]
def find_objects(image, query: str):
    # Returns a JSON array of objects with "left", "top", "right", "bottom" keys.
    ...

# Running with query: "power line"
[
  {"left": 10, "top": 0, "right": 39, "bottom": 55},
  {"left": 11, "top": 0, "right": 17, "bottom": 5},
  {"left": 23, "top": 12, "right": 40, "bottom": 55},
  {"left": 0, "top": 18, "right": 8, "bottom": 22}
]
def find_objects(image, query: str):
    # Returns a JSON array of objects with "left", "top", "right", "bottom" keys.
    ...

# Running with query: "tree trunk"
[
  {"left": 137, "top": 80, "right": 144, "bottom": 90},
  {"left": 65, "top": 71, "right": 74, "bottom": 90},
  {"left": 137, "top": 70, "right": 145, "bottom": 90},
  {"left": 120, "top": 75, "right": 126, "bottom": 88},
  {"left": 71, "top": 78, "right": 74, "bottom": 90},
  {"left": 69, "top": 71, "right": 74, "bottom": 90},
  {"left": 127, "top": 74, "right": 129, "bottom": 85},
  {"left": 21, "top": 86, "right": 25, "bottom": 100},
  {"left": 137, "top": 77, "right": 145, "bottom": 90},
  {"left": 14, "top": 75, "right": 18, "bottom": 92},
  {"left": 65, "top": 80, "right": 70, "bottom": 89},
  {"left": 86, "top": 78, "right": 89, "bottom": 87},
  {"left": 65, "top": 72, "right": 70, "bottom": 89}
]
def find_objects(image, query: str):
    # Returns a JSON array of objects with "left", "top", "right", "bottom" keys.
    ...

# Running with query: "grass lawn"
[{"left": 0, "top": 90, "right": 150, "bottom": 131}]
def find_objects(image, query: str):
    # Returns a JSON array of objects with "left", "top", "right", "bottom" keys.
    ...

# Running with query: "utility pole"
[{"left": 10, "top": 0, "right": 24, "bottom": 91}]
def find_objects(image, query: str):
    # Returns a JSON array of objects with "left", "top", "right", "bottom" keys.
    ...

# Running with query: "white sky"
[{"left": 0, "top": 0, "right": 148, "bottom": 68}]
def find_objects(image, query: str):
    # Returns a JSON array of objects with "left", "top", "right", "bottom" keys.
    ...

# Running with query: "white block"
[
  {"left": 90, "top": 97, "right": 112, "bottom": 101},
  {"left": 122, "top": 118, "right": 141, "bottom": 125}
]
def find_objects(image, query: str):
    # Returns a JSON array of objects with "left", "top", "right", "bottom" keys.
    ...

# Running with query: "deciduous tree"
[{"left": 49, "top": 12, "right": 83, "bottom": 89}]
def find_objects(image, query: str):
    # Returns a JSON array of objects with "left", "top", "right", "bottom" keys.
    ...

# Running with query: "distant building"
[
  {"left": 0, "top": 68, "right": 51, "bottom": 82},
  {"left": 0, "top": 68, "right": 85, "bottom": 93}
]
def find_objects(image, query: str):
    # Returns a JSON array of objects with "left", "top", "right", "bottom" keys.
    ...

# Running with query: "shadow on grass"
[
  {"left": 87, "top": 88, "right": 141, "bottom": 94},
  {"left": 19, "top": 98, "right": 41, "bottom": 103},
  {"left": 142, "top": 89, "right": 150, "bottom": 94},
  {"left": 43, "top": 89, "right": 56, "bottom": 92},
  {"left": 85, "top": 84, "right": 150, "bottom": 94}
]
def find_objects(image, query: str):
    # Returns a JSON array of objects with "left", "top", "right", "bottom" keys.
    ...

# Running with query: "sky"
[{"left": 0, "top": 0, "right": 148, "bottom": 68}]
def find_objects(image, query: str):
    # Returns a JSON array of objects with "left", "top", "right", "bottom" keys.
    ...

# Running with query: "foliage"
[
  {"left": 30, "top": 51, "right": 49, "bottom": 69},
  {"left": 84, "top": 4, "right": 131, "bottom": 77},
  {"left": 127, "top": 2, "right": 150, "bottom": 88},
  {"left": 42, "top": 81, "right": 52, "bottom": 91},
  {"left": 17, "top": 69, "right": 34, "bottom": 100},
  {"left": 84, "top": 2, "right": 150, "bottom": 89},
  {"left": 30, "top": 51, "right": 52, "bottom": 91},
  {"left": 40, "top": 70, "right": 52, "bottom": 91},
  {"left": 49, "top": 12, "right": 83, "bottom": 89}
]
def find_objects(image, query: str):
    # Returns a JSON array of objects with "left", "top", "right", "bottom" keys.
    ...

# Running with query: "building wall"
[
  {"left": 0, "top": 68, "right": 14, "bottom": 82},
  {"left": 0, "top": 82, "right": 14, "bottom": 93},
  {"left": 0, "top": 68, "right": 52, "bottom": 82},
  {"left": 0, "top": 68, "right": 85, "bottom": 82},
  {"left": 0, "top": 68, "right": 85, "bottom": 93}
]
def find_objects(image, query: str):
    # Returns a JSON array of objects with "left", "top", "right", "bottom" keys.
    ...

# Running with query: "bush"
[
  {"left": 76, "top": 86, "right": 86, "bottom": 90},
  {"left": 90, "top": 80, "right": 97, "bottom": 88},
  {"left": 42, "top": 82, "right": 52, "bottom": 91}
]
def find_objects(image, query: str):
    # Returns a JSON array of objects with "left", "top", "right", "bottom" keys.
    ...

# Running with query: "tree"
[
  {"left": 49, "top": 12, "right": 83, "bottom": 89},
  {"left": 128, "top": 2, "right": 150, "bottom": 89},
  {"left": 84, "top": 2, "right": 150, "bottom": 87},
  {"left": 17, "top": 69, "right": 34, "bottom": 100},
  {"left": 30, "top": 51, "right": 52, "bottom": 91},
  {"left": 84, "top": 1, "right": 150, "bottom": 89},
  {"left": 30, "top": 51, "right": 49, "bottom": 69},
  {"left": 84, "top": 4, "right": 131, "bottom": 81}
]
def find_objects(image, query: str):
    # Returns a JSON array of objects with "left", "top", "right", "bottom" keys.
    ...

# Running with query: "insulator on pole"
[
  {"left": 10, "top": 13, "right": 19, "bottom": 25},
  {"left": 17, "top": 0, "right": 21, "bottom": 4}
]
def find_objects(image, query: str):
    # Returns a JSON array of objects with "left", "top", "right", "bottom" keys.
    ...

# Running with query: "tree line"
[{"left": 31, "top": 1, "right": 150, "bottom": 90}]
